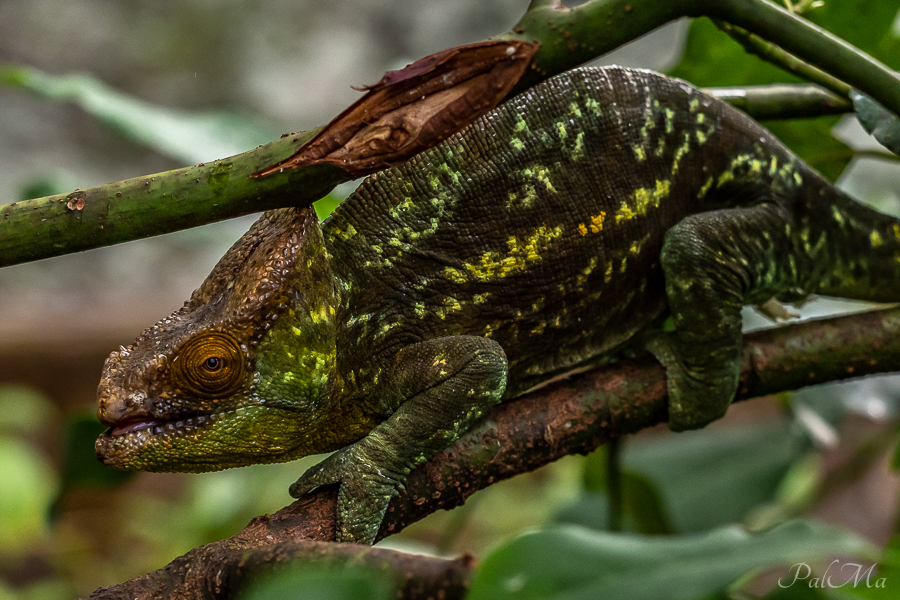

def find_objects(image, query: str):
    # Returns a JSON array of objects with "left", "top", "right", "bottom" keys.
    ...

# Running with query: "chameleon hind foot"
[
  {"left": 655, "top": 203, "right": 805, "bottom": 431},
  {"left": 646, "top": 333, "right": 740, "bottom": 432}
]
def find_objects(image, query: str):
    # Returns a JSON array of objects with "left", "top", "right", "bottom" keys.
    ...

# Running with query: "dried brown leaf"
[{"left": 251, "top": 40, "right": 538, "bottom": 179}]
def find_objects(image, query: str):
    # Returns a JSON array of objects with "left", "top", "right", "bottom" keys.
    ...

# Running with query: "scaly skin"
[{"left": 96, "top": 66, "right": 900, "bottom": 543}]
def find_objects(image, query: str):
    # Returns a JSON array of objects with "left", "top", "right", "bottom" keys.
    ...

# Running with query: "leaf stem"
[
  {"left": 606, "top": 437, "right": 623, "bottom": 532},
  {"left": 705, "top": 83, "right": 852, "bottom": 120},
  {"left": 714, "top": 20, "right": 850, "bottom": 99}
]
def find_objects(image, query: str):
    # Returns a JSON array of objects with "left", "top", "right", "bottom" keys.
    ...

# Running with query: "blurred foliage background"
[{"left": 1, "top": 1, "right": 900, "bottom": 599}]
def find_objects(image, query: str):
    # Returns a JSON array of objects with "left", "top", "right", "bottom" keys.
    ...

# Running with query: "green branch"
[
  {"left": 499, "top": 0, "right": 900, "bottom": 116},
  {"left": 0, "top": 132, "right": 347, "bottom": 266},
  {"left": 705, "top": 84, "right": 852, "bottom": 120},
  {"left": 714, "top": 20, "right": 851, "bottom": 99},
  {"left": 2, "top": 0, "right": 897, "bottom": 267},
  {"left": 700, "top": 0, "right": 900, "bottom": 115}
]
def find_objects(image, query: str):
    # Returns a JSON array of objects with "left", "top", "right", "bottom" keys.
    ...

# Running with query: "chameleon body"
[{"left": 95, "top": 67, "right": 900, "bottom": 543}]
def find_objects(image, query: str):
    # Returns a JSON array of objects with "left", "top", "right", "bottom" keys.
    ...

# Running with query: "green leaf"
[
  {"left": 0, "top": 65, "right": 279, "bottom": 164},
  {"left": 0, "top": 437, "right": 56, "bottom": 551},
  {"left": 0, "top": 385, "right": 55, "bottom": 435},
  {"left": 566, "top": 424, "right": 814, "bottom": 535},
  {"left": 801, "top": 3, "right": 900, "bottom": 71},
  {"left": 554, "top": 492, "right": 614, "bottom": 533},
  {"left": 54, "top": 414, "right": 134, "bottom": 511},
  {"left": 763, "top": 584, "right": 831, "bottom": 599},
  {"left": 557, "top": 448, "right": 674, "bottom": 534},
  {"left": 675, "top": 1, "right": 900, "bottom": 80},
  {"left": 670, "top": 1, "right": 900, "bottom": 181},
  {"left": 467, "top": 520, "right": 874, "bottom": 600},
  {"left": 619, "top": 471, "right": 675, "bottom": 534},
  {"left": 668, "top": 18, "right": 793, "bottom": 88},
  {"left": 313, "top": 195, "right": 344, "bottom": 220},
  {"left": 838, "top": 534, "right": 900, "bottom": 599},
  {"left": 554, "top": 482, "right": 674, "bottom": 536},
  {"left": 623, "top": 424, "right": 809, "bottom": 533},
  {"left": 0, "top": 388, "right": 58, "bottom": 550},
  {"left": 851, "top": 91, "right": 900, "bottom": 156},
  {"left": 239, "top": 565, "right": 395, "bottom": 600}
]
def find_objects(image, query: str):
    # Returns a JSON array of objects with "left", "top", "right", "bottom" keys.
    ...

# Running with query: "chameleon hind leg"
[
  {"left": 290, "top": 336, "right": 507, "bottom": 543},
  {"left": 649, "top": 202, "right": 810, "bottom": 431}
]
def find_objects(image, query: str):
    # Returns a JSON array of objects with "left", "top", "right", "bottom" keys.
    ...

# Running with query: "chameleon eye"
[{"left": 173, "top": 332, "right": 245, "bottom": 398}]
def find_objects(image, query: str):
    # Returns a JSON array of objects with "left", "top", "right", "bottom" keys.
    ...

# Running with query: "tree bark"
[{"left": 85, "top": 306, "right": 900, "bottom": 600}]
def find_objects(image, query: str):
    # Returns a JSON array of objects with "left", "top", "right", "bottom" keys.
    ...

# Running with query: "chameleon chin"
[{"left": 95, "top": 66, "right": 900, "bottom": 544}]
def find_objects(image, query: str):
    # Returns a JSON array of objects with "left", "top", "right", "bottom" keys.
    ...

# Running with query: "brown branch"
[
  {"left": 86, "top": 306, "right": 900, "bottom": 600},
  {"left": 87, "top": 537, "right": 473, "bottom": 600}
]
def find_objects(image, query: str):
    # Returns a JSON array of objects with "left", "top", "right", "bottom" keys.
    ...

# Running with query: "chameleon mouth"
[
  {"left": 106, "top": 414, "right": 217, "bottom": 438},
  {"left": 96, "top": 412, "right": 236, "bottom": 473},
  {"left": 96, "top": 413, "right": 222, "bottom": 470}
]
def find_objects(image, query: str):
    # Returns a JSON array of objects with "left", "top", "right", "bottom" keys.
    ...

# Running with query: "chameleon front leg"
[
  {"left": 290, "top": 336, "right": 507, "bottom": 543},
  {"left": 648, "top": 202, "right": 808, "bottom": 431}
]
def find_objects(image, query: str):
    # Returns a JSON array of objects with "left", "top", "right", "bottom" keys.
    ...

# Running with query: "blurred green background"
[{"left": 1, "top": 1, "right": 900, "bottom": 599}]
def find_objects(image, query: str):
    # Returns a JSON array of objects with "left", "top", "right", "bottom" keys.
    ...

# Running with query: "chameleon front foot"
[
  {"left": 290, "top": 441, "right": 408, "bottom": 544},
  {"left": 290, "top": 335, "right": 507, "bottom": 544}
]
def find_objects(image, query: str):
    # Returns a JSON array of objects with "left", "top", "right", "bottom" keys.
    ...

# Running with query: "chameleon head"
[{"left": 95, "top": 207, "right": 345, "bottom": 473}]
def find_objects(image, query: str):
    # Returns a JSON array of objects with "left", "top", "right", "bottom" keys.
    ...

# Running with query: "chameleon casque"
[{"left": 95, "top": 66, "right": 900, "bottom": 544}]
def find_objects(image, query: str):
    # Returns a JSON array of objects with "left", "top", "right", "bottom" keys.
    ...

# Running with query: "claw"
[
  {"left": 289, "top": 461, "right": 340, "bottom": 498},
  {"left": 755, "top": 298, "right": 801, "bottom": 322}
]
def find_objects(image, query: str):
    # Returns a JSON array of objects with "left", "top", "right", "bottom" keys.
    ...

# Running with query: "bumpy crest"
[{"left": 97, "top": 206, "right": 325, "bottom": 426}]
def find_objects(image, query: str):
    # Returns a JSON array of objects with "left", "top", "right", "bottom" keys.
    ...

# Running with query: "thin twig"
[{"left": 714, "top": 20, "right": 850, "bottom": 98}]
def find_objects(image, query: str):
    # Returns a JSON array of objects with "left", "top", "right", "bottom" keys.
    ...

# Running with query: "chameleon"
[{"left": 95, "top": 66, "right": 900, "bottom": 544}]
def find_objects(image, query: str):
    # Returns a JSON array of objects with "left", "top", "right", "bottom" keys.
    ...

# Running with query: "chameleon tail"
[{"left": 806, "top": 186, "right": 900, "bottom": 303}]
